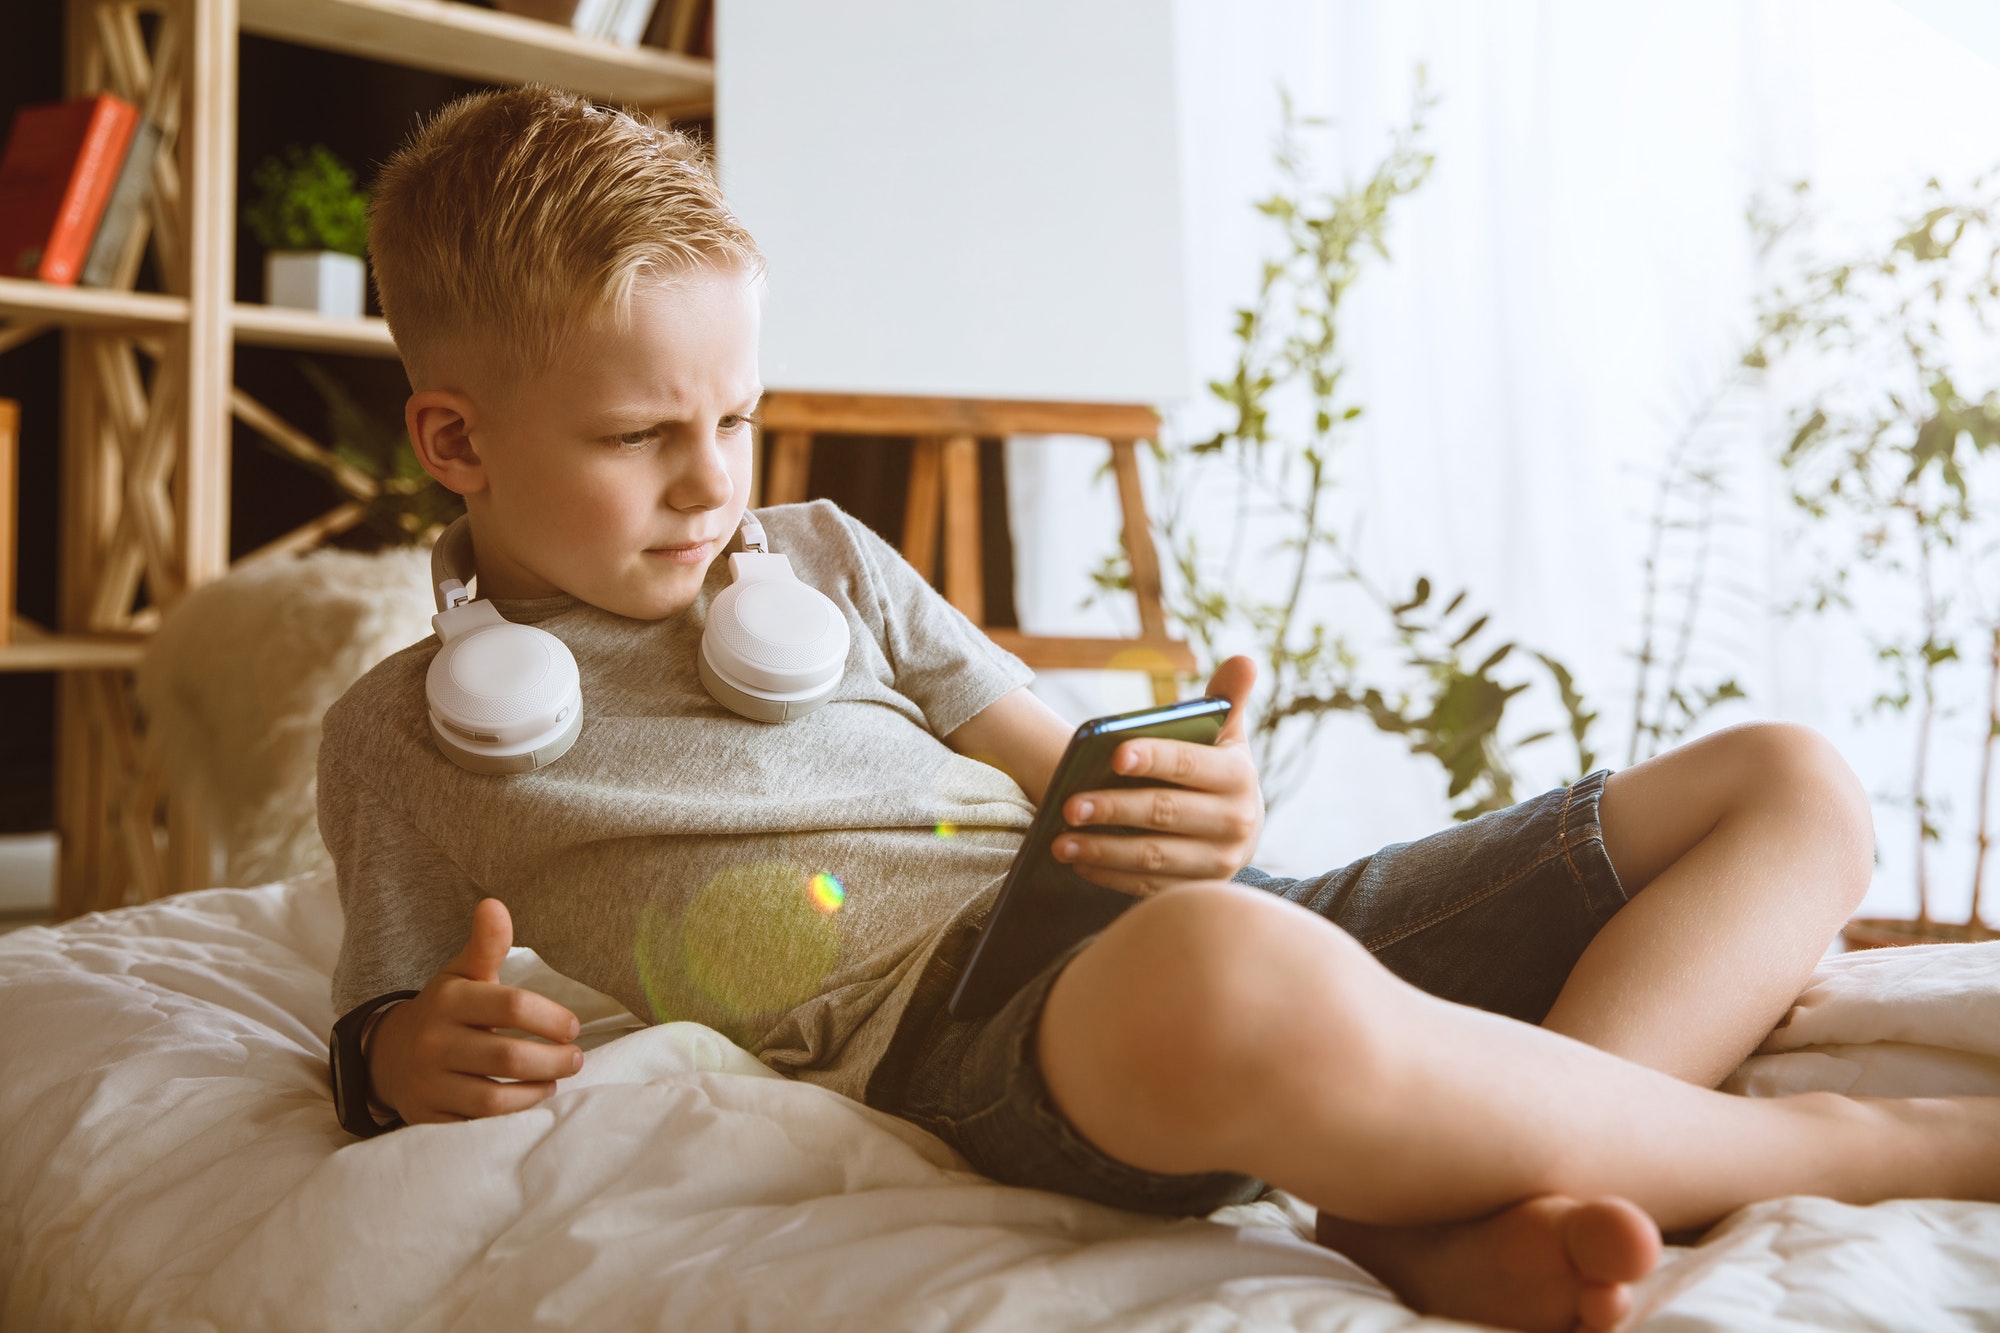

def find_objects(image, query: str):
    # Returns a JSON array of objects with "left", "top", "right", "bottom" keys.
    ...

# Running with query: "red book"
[{"left": 0, "top": 94, "right": 141, "bottom": 286}]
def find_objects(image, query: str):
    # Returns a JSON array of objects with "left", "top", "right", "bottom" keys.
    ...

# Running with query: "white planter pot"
[{"left": 264, "top": 250, "right": 366, "bottom": 318}]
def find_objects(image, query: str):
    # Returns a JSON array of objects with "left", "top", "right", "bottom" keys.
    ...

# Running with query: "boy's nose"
[{"left": 666, "top": 436, "right": 736, "bottom": 511}]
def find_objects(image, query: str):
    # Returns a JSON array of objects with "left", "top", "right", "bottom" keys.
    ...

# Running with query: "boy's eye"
[{"left": 613, "top": 414, "right": 759, "bottom": 447}]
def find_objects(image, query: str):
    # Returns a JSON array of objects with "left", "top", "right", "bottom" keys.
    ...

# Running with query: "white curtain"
[{"left": 1008, "top": 0, "right": 2000, "bottom": 923}]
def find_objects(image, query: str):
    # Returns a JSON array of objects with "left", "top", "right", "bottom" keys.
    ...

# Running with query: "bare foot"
[{"left": 1314, "top": 1194, "right": 1662, "bottom": 1333}]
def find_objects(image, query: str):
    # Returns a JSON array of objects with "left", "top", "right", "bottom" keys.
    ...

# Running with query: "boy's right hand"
[{"left": 367, "top": 897, "right": 583, "bottom": 1125}]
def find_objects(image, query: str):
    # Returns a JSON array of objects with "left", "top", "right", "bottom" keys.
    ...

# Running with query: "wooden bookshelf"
[
  {"left": 6, "top": 0, "right": 713, "bottom": 917},
  {"left": 0, "top": 275, "right": 190, "bottom": 334},
  {"left": 0, "top": 618, "right": 149, "bottom": 673},
  {"left": 230, "top": 304, "right": 398, "bottom": 357},
  {"left": 241, "top": 0, "right": 713, "bottom": 115}
]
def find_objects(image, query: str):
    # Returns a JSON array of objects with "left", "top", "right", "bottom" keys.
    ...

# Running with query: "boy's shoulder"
[
  {"left": 319, "top": 630, "right": 441, "bottom": 780},
  {"left": 757, "top": 497, "right": 862, "bottom": 559},
  {"left": 757, "top": 498, "right": 898, "bottom": 598}
]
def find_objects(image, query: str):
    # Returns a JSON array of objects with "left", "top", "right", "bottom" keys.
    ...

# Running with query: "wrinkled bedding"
[{"left": 1, "top": 870, "right": 1996, "bottom": 1330}]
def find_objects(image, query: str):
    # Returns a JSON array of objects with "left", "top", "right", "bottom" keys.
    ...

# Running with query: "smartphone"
[{"left": 945, "top": 695, "right": 1233, "bottom": 1022}]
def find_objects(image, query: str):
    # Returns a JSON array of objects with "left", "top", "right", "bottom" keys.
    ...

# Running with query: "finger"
[
  {"left": 1203, "top": 656, "right": 1256, "bottom": 745},
  {"left": 1071, "top": 864, "right": 1222, "bottom": 898},
  {"left": 444, "top": 978, "right": 581, "bottom": 1044},
  {"left": 444, "top": 897, "right": 513, "bottom": 984},
  {"left": 1052, "top": 830, "right": 1235, "bottom": 881},
  {"left": 445, "top": 1031, "right": 585, "bottom": 1082},
  {"left": 434, "top": 1072, "right": 558, "bottom": 1120},
  {"left": 401, "top": 1108, "right": 471, "bottom": 1125},
  {"left": 1061, "top": 786, "right": 1250, "bottom": 841},
  {"left": 1105, "top": 736, "right": 1247, "bottom": 791}
]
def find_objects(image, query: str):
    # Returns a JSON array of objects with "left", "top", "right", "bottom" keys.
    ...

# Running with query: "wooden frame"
[
  {"left": 0, "top": 400, "right": 15, "bottom": 650},
  {"left": 757, "top": 391, "right": 1197, "bottom": 705}
]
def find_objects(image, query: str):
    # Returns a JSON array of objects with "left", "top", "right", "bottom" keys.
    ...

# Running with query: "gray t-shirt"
[{"left": 320, "top": 499, "right": 1036, "bottom": 1106}]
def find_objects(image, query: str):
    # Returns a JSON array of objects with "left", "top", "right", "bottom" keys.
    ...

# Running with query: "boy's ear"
[{"left": 405, "top": 389, "right": 486, "bottom": 497}]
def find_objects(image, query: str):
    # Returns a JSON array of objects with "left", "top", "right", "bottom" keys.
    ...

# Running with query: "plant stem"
[
  {"left": 1971, "top": 623, "right": 1999, "bottom": 928},
  {"left": 1913, "top": 519, "right": 1939, "bottom": 924},
  {"left": 1629, "top": 372, "right": 1744, "bottom": 765}
]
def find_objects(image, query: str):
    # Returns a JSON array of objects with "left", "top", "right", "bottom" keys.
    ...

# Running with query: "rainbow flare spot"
[
  {"left": 933, "top": 822, "right": 958, "bottom": 840},
  {"left": 808, "top": 871, "right": 846, "bottom": 914}
]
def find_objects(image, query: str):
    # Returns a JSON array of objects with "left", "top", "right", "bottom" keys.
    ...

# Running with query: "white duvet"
[{"left": 1, "top": 870, "right": 1997, "bottom": 1331}]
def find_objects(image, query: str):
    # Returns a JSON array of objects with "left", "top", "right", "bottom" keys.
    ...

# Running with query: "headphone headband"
[{"left": 431, "top": 513, "right": 476, "bottom": 614}]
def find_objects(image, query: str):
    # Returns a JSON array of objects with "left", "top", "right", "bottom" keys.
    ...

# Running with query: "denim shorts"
[{"left": 862, "top": 767, "right": 1630, "bottom": 1217}]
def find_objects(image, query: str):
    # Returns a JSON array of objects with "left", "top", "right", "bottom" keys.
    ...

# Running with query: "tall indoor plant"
[
  {"left": 1095, "top": 80, "right": 1600, "bottom": 820},
  {"left": 1750, "top": 174, "right": 2000, "bottom": 945}
]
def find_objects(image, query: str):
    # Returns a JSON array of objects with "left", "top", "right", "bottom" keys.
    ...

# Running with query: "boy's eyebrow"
[{"left": 593, "top": 386, "right": 765, "bottom": 429}]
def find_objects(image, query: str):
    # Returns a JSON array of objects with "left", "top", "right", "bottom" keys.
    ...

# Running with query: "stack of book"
[
  {"left": 494, "top": 0, "right": 712, "bottom": 55},
  {"left": 0, "top": 93, "right": 163, "bottom": 291}
]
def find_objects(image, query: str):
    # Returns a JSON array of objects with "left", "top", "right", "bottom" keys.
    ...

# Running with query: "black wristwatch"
[{"left": 330, "top": 989, "right": 420, "bottom": 1138}]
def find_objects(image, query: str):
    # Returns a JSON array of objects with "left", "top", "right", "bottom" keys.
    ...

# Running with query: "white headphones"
[{"left": 425, "top": 511, "right": 850, "bottom": 774}]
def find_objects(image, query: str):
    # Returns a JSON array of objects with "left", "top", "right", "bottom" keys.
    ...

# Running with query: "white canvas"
[{"left": 714, "top": 0, "right": 1189, "bottom": 404}]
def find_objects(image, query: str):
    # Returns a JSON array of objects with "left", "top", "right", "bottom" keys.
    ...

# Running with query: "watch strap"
[{"left": 331, "top": 989, "right": 421, "bottom": 1138}]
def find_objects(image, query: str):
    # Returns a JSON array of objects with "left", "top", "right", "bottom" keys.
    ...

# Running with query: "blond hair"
[{"left": 369, "top": 85, "right": 764, "bottom": 386}]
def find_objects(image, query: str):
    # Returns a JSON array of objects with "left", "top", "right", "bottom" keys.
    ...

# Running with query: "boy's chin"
[{"left": 590, "top": 565, "right": 715, "bottom": 621}]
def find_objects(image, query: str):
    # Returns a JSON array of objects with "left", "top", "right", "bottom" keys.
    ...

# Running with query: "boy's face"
[{"left": 415, "top": 265, "right": 764, "bottom": 620}]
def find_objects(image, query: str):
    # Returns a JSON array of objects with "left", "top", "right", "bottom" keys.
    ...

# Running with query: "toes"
[
  {"left": 1575, "top": 1280, "right": 1632, "bottom": 1332},
  {"left": 1565, "top": 1197, "right": 1663, "bottom": 1284}
]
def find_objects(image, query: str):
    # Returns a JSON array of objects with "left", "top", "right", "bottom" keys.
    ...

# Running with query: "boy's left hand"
[{"left": 1051, "top": 656, "right": 1264, "bottom": 896}]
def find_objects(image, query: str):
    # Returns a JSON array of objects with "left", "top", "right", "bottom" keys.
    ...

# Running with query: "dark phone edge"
[{"left": 944, "top": 695, "right": 1232, "bottom": 1023}]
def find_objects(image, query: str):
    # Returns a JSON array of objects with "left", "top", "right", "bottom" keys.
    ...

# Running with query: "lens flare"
[
  {"left": 933, "top": 822, "right": 958, "bottom": 839},
  {"left": 632, "top": 862, "right": 842, "bottom": 1035},
  {"left": 808, "top": 871, "right": 845, "bottom": 914}
]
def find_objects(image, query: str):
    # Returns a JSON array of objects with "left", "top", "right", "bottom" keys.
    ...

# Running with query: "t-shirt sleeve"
[
  {"left": 320, "top": 748, "right": 484, "bottom": 1017},
  {"left": 839, "top": 508, "right": 1035, "bottom": 737}
]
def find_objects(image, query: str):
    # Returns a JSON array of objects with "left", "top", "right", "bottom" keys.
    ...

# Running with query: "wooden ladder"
[{"left": 755, "top": 392, "right": 1196, "bottom": 706}]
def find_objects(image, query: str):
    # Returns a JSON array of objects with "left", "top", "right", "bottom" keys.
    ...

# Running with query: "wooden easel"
[{"left": 755, "top": 392, "right": 1196, "bottom": 705}]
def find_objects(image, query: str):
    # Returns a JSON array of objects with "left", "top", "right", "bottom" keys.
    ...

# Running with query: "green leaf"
[
  {"left": 244, "top": 144, "right": 371, "bottom": 256},
  {"left": 1785, "top": 409, "right": 1828, "bottom": 460},
  {"left": 1448, "top": 615, "right": 1489, "bottom": 649},
  {"left": 1391, "top": 577, "right": 1432, "bottom": 615}
]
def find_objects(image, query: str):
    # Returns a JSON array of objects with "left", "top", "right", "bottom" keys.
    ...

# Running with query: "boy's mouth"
[{"left": 644, "top": 538, "right": 716, "bottom": 565}]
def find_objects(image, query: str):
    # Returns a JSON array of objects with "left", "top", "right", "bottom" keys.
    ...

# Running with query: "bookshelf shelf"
[
  {"left": 231, "top": 303, "right": 398, "bottom": 357},
  {"left": 0, "top": 632, "right": 148, "bottom": 674},
  {"left": 0, "top": 276, "right": 189, "bottom": 332},
  {"left": 239, "top": 0, "right": 714, "bottom": 113}
]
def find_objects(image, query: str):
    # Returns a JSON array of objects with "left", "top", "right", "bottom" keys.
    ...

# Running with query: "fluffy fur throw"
[{"left": 134, "top": 545, "right": 436, "bottom": 888}]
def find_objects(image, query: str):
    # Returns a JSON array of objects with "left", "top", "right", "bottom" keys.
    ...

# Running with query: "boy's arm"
[
  {"left": 945, "top": 657, "right": 1265, "bottom": 895},
  {"left": 833, "top": 504, "right": 1264, "bottom": 888},
  {"left": 319, "top": 749, "right": 580, "bottom": 1132},
  {"left": 942, "top": 684, "right": 1073, "bottom": 805}
]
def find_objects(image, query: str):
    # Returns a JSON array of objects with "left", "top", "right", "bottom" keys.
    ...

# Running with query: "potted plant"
[
  {"left": 1750, "top": 175, "right": 2000, "bottom": 947},
  {"left": 244, "top": 144, "right": 371, "bottom": 319},
  {"left": 1093, "top": 79, "right": 1601, "bottom": 819}
]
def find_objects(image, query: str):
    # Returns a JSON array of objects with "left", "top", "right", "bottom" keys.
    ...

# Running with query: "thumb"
[
  {"left": 447, "top": 897, "right": 513, "bottom": 983},
  {"left": 1204, "top": 655, "right": 1257, "bottom": 746}
]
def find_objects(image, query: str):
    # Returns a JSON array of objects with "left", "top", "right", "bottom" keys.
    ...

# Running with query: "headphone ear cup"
[
  {"left": 700, "top": 575, "right": 850, "bottom": 723},
  {"left": 427, "top": 620, "right": 584, "bottom": 773}
]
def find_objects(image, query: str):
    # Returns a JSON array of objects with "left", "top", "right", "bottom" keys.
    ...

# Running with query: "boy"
[{"left": 323, "top": 86, "right": 2000, "bottom": 1333}]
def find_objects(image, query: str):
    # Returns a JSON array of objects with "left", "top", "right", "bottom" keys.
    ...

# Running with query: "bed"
[{"left": 2, "top": 869, "right": 1997, "bottom": 1331}]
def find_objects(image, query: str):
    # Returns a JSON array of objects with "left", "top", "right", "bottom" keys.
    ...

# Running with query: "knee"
[
  {"left": 1728, "top": 721, "right": 1876, "bottom": 901},
  {"left": 1039, "top": 884, "right": 1390, "bottom": 1158}
]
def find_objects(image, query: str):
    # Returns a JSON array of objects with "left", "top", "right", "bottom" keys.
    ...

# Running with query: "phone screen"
[{"left": 945, "top": 696, "right": 1232, "bottom": 1021}]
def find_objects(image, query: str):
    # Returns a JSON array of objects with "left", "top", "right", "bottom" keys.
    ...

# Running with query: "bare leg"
[
  {"left": 1544, "top": 721, "right": 1875, "bottom": 1086},
  {"left": 1034, "top": 879, "right": 2000, "bottom": 1331},
  {"left": 1310, "top": 720, "right": 1880, "bottom": 1321}
]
